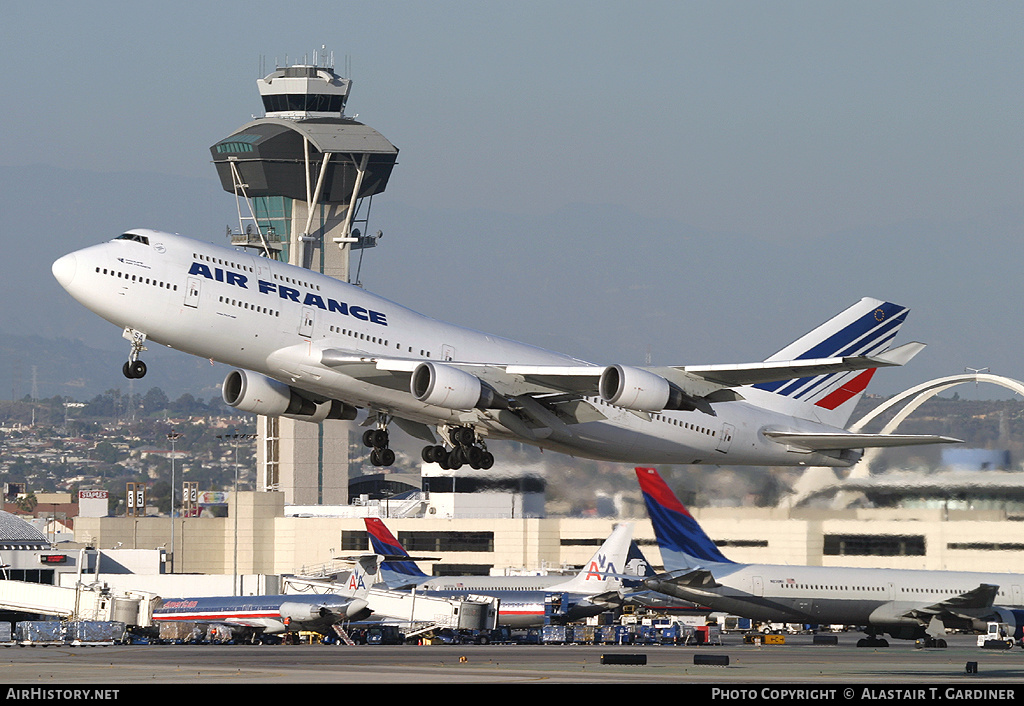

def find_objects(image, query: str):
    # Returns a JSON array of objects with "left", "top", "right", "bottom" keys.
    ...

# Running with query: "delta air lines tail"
[
  {"left": 364, "top": 517, "right": 429, "bottom": 588},
  {"left": 635, "top": 467, "right": 1024, "bottom": 647}
]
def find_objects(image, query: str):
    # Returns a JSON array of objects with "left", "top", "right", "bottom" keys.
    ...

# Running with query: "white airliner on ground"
[
  {"left": 52, "top": 229, "right": 958, "bottom": 469},
  {"left": 636, "top": 467, "right": 1024, "bottom": 647},
  {"left": 364, "top": 518, "right": 639, "bottom": 627}
]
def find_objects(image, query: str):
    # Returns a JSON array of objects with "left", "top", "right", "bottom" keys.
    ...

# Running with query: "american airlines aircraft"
[
  {"left": 152, "top": 591, "right": 372, "bottom": 643},
  {"left": 363, "top": 517, "right": 637, "bottom": 627},
  {"left": 636, "top": 467, "right": 1024, "bottom": 648},
  {"left": 51, "top": 229, "right": 957, "bottom": 469}
]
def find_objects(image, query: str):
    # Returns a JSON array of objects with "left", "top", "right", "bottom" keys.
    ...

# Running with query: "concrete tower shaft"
[{"left": 210, "top": 56, "right": 400, "bottom": 505}]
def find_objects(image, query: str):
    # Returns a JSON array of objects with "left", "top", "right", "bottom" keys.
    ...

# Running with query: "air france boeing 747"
[{"left": 52, "top": 229, "right": 958, "bottom": 469}]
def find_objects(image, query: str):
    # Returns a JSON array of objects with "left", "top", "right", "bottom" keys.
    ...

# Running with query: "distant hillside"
[{"left": 0, "top": 333, "right": 227, "bottom": 402}]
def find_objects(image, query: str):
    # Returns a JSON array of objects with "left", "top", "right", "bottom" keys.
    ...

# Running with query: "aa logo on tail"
[{"left": 585, "top": 553, "right": 616, "bottom": 581}]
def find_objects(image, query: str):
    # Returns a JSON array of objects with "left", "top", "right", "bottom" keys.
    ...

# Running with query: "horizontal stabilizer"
[{"left": 764, "top": 431, "right": 962, "bottom": 451}]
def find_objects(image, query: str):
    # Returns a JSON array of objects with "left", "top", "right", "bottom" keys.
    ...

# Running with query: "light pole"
[
  {"left": 166, "top": 429, "right": 183, "bottom": 574},
  {"left": 218, "top": 431, "right": 256, "bottom": 596}
]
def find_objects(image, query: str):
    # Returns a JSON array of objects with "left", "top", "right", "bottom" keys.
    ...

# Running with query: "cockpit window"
[{"left": 116, "top": 233, "right": 150, "bottom": 245}]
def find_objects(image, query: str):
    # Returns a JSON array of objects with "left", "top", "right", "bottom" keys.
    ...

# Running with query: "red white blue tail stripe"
[
  {"left": 364, "top": 518, "right": 429, "bottom": 586},
  {"left": 635, "top": 467, "right": 734, "bottom": 570},
  {"left": 751, "top": 298, "right": 909, "bottom": 427}
]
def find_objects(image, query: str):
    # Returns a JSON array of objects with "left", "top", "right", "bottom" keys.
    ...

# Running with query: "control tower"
[{"left": 210, "top": 52, "right": 399, "bottom": 505}]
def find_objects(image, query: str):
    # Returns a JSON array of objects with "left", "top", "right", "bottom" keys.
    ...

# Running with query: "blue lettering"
[
  {"left": 327, "top": 299, "right": 348, "bottom": 315},
  {"left": 226, "top": 272, "right": 248, "bottom": 288},
  {"left": 214, "top": 268, "right": 224, "bottom": 282},
  {"left": 350, "top": 305, "right": 369, "bottom": 321},
  {"left": 303, "top": 293, "right": 327, "bottom": 309},
  {"left": 369, "top": 311, "right": 388, "bottom": 326},
  {"left": 188, "top": 262, "right": 213, "bottom": 279},
  {"left": 258, "top": 279, "right": 276, "bottom": 294},
  {"left": 278, "top": 286, "right": 300, "bottom": 302}
]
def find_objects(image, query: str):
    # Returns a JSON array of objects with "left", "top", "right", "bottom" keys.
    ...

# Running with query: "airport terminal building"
[{"left": 69, "top": 484, "right": 1024, "bottom": 581}]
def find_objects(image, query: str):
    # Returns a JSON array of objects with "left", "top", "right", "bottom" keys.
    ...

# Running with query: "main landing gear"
[
  {"left": 421, "top": 426, "right": 494, "bottom": 470},
  {"left": 122, "top": 328, "right": 148, "bottom": 379},
  {"left": 856, "top": 634, "right": 890, "bottom": 648},
  {"left": 363, "top": 425, "right": 396, "bottom": 468}
]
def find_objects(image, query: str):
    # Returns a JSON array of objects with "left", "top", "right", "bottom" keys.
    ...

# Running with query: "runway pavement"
[{"left": 1, "top": 634, "right": 1022, "bottom": 687}]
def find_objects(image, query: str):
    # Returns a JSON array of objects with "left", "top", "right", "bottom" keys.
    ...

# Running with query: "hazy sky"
[
  {"left": 4, "top": 1, "right": 1020, "bottom": 242},
  {"left": 4, "top": 2, "right": 1024, "bottom": 400}
]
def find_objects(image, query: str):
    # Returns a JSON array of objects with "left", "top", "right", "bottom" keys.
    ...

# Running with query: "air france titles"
[{"left": 188, "top": 262, "right": 387, "bottom": 326}]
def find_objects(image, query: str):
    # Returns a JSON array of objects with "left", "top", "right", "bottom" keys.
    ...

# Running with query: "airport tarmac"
[{"left": 1, "top": 634, "right": 1022, "bottom": 686}]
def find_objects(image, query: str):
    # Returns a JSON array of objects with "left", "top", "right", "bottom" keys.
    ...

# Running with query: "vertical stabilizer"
[
  {"left": 364, "top": 517, "right": 429, "bottom": 588},
  {"left": 751, "top": 297, "right": 910, "bottom": 428},
  {"left": 547, "top": 522, "right": 634, "bottom": 593},
  {"left": 636, "top": 467, "right": 734, "bottom": 570}
]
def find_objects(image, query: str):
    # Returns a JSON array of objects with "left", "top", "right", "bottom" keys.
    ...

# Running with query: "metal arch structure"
[{"left": 782, "top": 373, "right": 1024, "bottom": 508}]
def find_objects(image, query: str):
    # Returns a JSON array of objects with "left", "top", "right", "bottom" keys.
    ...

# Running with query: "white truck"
[{"left": 978, "top": 621, "right": 1016, "bottom": 649}]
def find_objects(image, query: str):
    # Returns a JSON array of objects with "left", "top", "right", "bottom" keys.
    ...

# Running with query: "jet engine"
[
  {"left": 411, "top": 362, "right": 506, "bottom": 410},
  {"left": 222, "top": 369, "right": 357, "bottom": 422},
  {"left": 599, "top": 365, "right": 697, "bottom": 412},
  {"left": 278, "top": 599, "right": 371, "bottom": 624}
]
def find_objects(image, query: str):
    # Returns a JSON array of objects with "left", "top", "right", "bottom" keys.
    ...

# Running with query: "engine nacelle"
[
  {"left": 598, "top": 365, "right": 696, "bottom": 412},
  {"left": 222, "top": 370, "right": 357, "bottom": 421},
  {"left": 411, "top": 362, "right": 505, "bottom": 410},
  {"left": 278, "top": 599, "right": 371, "bottom": 624},
  {"left": 277, "top": 601, "right": 324, "bottom": 623}
]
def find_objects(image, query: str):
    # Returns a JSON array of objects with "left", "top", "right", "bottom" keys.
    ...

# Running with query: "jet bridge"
[{"left": 0, "top": 579, "right": 158, "bottom": 626}]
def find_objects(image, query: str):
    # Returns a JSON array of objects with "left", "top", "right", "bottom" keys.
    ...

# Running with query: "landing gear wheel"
[
  {"left": 453, "top": 427, "right": 475, "bottom": 446},
  {"left": 123, "top": 360, "right": 147, "bottom": 379},
  {"left": 363, "top": 429, "right": 389, "bottom": 448},
  {"left": 464, "top": 445, "right": 483, "bottom": 469},
  {"left": 422, "top": 445, "right": 447, "bottom": 464}
]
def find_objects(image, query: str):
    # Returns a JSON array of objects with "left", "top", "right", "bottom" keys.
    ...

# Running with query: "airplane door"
[
  {"left": 1013, "top": 585, "right": 1023, "bottom": 606},
  {"left": 717, "top": 423, "right": 735, "bottom": 453},
  {"left": 184, "top": 277, "right": 201, "bottom": 308},
  {"left": 299, "top": 307, "right": 315, "bottom": 338},
  {"left": 441, "top": 345, "right": 455, "bottom": 361},
  {"left": 752, "top": 576, "right": 764, "bottom": 597}
]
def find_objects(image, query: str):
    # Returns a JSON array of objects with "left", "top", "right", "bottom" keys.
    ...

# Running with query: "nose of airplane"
[{"left": 52, "top": 253, "right": 77, "bottom": 289}]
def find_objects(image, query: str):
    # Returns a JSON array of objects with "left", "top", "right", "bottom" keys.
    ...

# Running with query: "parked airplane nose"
[{"left": 52, "top": 253, "right": 77, "bottom": 289}]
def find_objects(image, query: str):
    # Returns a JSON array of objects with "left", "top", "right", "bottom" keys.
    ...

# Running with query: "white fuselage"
[
  {"left": 53, "top": 230, "right": 864, "bottom": 466},
  {"left": 652, "top": 561, "right": 1024, "bottom": 637}
]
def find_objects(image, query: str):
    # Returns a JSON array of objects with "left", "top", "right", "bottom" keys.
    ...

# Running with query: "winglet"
[{"left": 868, "top": 341, "right": 926, "bottom": 367}]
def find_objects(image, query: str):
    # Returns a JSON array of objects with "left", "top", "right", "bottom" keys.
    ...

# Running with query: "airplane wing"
[
  {"left": 902, "top": 583, "right": 1000, "bottom": 623},
  {"left": 318, "top": 341, "right": 926, "bottom": 404},
  {"left": 642, "top": 569, "right": 723, "bottom": 600},
  {"left": 763, "top": 431, "right": 962, "bottom": 451},
  {"left": 674, "top": 342, "right": 925, "bottom": 388}
]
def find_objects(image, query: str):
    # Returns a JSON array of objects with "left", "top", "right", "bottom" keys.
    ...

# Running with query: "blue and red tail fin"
[
  {"left": 635, "top": 467, "right": 734, "bottom": 570},
  {"left": 364, "top": 518, "right": 428, "bottom": 586},
  {"left": 748, "top": 297, "right": 910, "bottom": 428}
]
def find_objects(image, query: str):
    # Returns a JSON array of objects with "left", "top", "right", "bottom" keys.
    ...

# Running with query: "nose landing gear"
[{"left": 122, "top": 328, "right": 148, "bottom": 379}]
